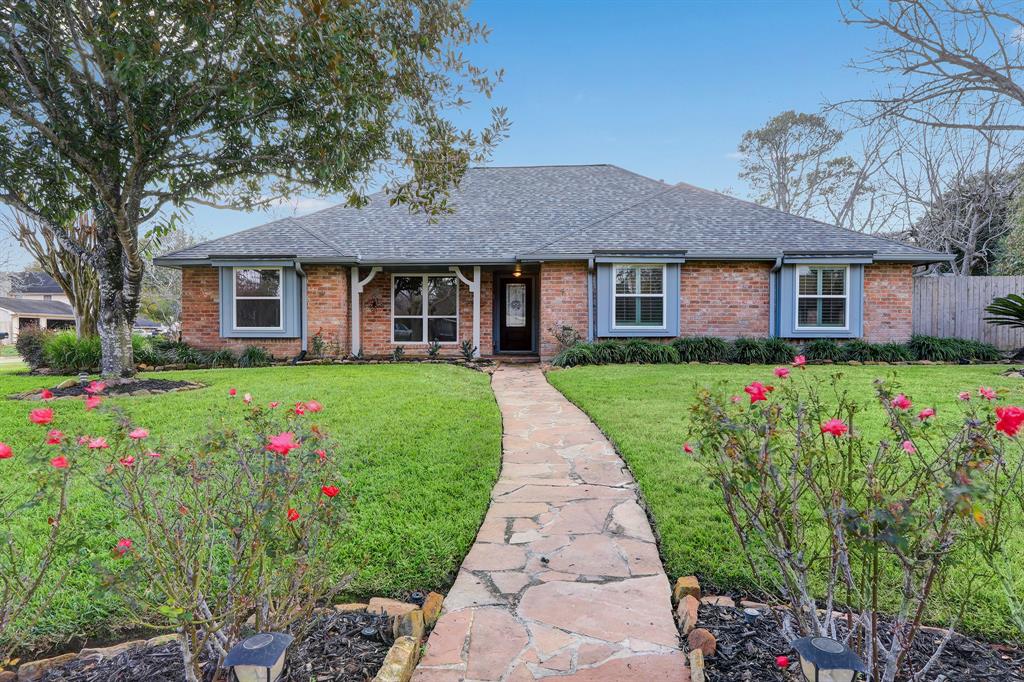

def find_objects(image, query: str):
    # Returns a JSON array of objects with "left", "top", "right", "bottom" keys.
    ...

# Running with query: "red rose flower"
[
  {"left": 996, "top": 406, "right": 1024, "bottom": 437},
  {"left": 321, "top": 485, "right": 340, "bottom": 498},
  {"left": 892, "top": 394, "right": 911, "bottom": 410},
  {"left": 820, "top": 418, "right": 849, "bottom": 437},
  {"left": 119, "top": 455, "right": 136, "bottom": 467},
  {"left": 683, "top": 443, "right": 694, "bottom": 454},
  {"left": 315, "top": 449, "right": 327, "bottom": 462},
  {"left": 115, "top": 538, "right": 132, "bottom": 556},
  {"left": 775, "top": 655, "right": 789, "bottom": 668},
  {"left": 46, "top": 429, "right": 64, "bottom": 445},
  {"left": 266, "top": 432, "right": 301, "bottom": 456},
  {"left": 0, "top": 443, "right": 12, "bottom": 459},
  {"left": 287, "top": 508, "right": 300, "bottom": 522},
  {"left": 744, "top": 381, "right": 769, "bottom": 404},
  {"left": 84, "top": 381, "right": 106, "bottom": 394},
  {"left": 40, "top": 389, "right": 54, "bottom": 400},
  {"left": 29, "top": 407, "right": 54, "bottom": 425},
  {"left": 50, "top": 455, "right": 69, "bottom": 469},
  {"left": 84, "top": 395, "right": 102, "bottom": 411}
]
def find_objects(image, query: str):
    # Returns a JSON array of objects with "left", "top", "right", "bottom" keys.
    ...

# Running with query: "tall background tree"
[
  {"left": 0, "top": 0, "right": 508, "bottom": 376},
  {"left": 141, "top": 228, "right": 199, "bottom": 335},
  {"left": 3, "top": 211, "right": 99, "bottom": 336}
]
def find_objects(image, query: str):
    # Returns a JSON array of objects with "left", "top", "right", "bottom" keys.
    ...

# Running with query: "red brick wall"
[
  {"left": 180, "top": 265, "right": 348, "bottom": 358},
  {"left": 863, "top": 262, "right": 914, "bottom": 342},
  {"left": 539, "top": 261, "right": 590, "bottom": 359},
  {"left": 680, "top": 261, "right": 772, "bottom": 338},
  {"left": 358, "top": 269, "right": 493, "bottom": 357}
]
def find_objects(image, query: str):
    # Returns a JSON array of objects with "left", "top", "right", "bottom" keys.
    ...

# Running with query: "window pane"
[
  {"left": 393, "top": 277, "right": 423, "bottom": 316},
  {"left": 236, "top": 299, "right": 281, "bottom": 328},
  {"left": 798, "top": 298, "right": 818, "bottom": 327},
  {"left": 428, "top": 277, "right": 457, "bottom": 316},
  {"left": 820, "top": 268, "right": 845, "bottom": 296},
  {"left": 797, "top": 266, "right": 818, "bottom": 296},
  {"left": 639, "top": 267, "right": 663, "bottom": 294},
  {"left": 615, "top": 297, "right": 637, "bottom": 325},
  {"left": 393, "top": 317, "right": 423, "bottom": 342},
  {"left": 235, "top": 269, "right": 280, "bottom": 297},
  {"left": 615, "top": 268, "right": 636, "bottom": 294},
  {"left": 820, "top": 298, "right": 846, "bottom": 327},
  {"left": 639, "top": 298, "right": 663, "bottom": 325},
  {"left": 428, "top": 317, "right": 457, "bottom": 342}
]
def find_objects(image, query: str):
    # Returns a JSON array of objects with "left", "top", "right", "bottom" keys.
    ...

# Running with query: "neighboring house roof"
[
  {"left": 156, "top": 165, "right": 949, "bottom": 266},
  {"left": 10, "top": 271, "right": 64, "bottom": 295},
  {"left": 133, "top": 316, "right": 161, "bottom": 329},
  {"left": 0, "top": 297, "right": 74, "bottom": 316}
]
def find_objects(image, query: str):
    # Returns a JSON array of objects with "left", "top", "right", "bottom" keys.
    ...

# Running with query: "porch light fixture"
[
  {"left": 513, "top": 262, "right": 522, "bottom": 277},
  {"left": 791, "top": 636, "right": 867, "bottom": 682},
  {"left": 224, "top": 632, "right": 294, "bottom": 682}
]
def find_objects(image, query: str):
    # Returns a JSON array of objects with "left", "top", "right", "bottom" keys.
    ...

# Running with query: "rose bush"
[
  {"left": 688, "top": 359, "right": 1020, "bottom": 682},
  {"left": 2, "top": 385, "right": 350, "bottom": 682}
]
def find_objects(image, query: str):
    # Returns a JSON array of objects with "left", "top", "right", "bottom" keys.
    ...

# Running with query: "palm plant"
[{"left": 986, "top": 293, "right": 1024, "bottom": 329}]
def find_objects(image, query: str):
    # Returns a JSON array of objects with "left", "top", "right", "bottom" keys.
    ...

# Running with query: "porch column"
[
  {"left": 451, "top": 266, "right": 481, "bottom": 358},
  {"left": 349, "top": 266, "right": 381, "bottom": 357}
]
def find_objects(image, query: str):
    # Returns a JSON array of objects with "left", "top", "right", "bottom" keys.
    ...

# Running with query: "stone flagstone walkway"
[{"left": 413, "top": 365, "right": 688, "bottom": 681}]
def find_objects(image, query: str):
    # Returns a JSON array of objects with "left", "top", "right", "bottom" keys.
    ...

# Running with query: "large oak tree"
[{"left": 0, "top": 0, "right": 507, "bottom": 376}]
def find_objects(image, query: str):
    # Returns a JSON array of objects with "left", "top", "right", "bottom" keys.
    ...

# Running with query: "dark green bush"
[
  {"left": 672, "top": 336, "right": 731, "bottom": 363},
  {"left": 552, "top": 343, "right": 596, "bottom": 368},
  {"left": 762, "top": 337, "right": 797, "bottom": 364},
  {"left": 16, "top": 327, "right": 53, "bottom": 370},
  {"left": 872, "top": 342, "right": 914, "bottom": 363},
  {"left": 840, "top": 339, "right": 875, "bottom": 362},
  {"left": 623, "top": 339, "right": 679, "bottom": 364},
  {"left": 591, "top": 340, "right": 627, "bottom": 364},
  {"left": 208, "top": 349, "right": 238, "bottom": 368},
  {"left": 802, "top": 338, "right": 843, "bottom": 362},
  {"left": 238, "top": 345, "right": 273, "bottom": 368},
  {"left": 907, "top": 335, "right": 1001, "bottom": 362},
  {"left": 43, "top": 331, "right": 101, "bottom": 372},
  {"left": 729, "top": 337, "right": 769, "bottom": 364}
]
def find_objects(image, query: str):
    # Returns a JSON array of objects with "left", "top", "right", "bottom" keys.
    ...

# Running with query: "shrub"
[
  {"left": 237, "top": 345, "right": 273, "bottom": 368},
  {"left": 729, "top": 337, "right": 769, "bottom": 364},
  {"left": 802, "top": 338, "right": 843, "bottom": 362},
  {"left": 840, "top": 339, "right": 875, "bottom": 362},
  {"left": 908, "top": 334, "right": 1001, "bottom": 362},
  {"left": 79, "top": 387, "right": 348, "bottom": 681},
  {"left": 427, "top": 340, "right": 441, "bottom": 359},
  {"left": 43, "top": 332, "right": 101, "bottom": 373},
  {"left": 552, "top": 343, "right": 596, "bottom": 368},
  {"left": 391, "top": 345, "right": 405, "bottom": 361},
  {"left": 547, "top": 324, "right": 582, "bottom": 352},
  {"left": 208, "top": 349, "right": 238, "bottom": 368},
  {"left": 689, "top": 374, "right": 1007, "bottom": 680},
  {"left": 671, "top": 336, "right": 730, "bottom": 363},
  {"left": 762, "top": 337, "right": 797, "bottom": 364},
  {"left": 591, "top": 340, "right": 627, "bottom": 364},
  {"left": 459, "top": 339, "right": 477, "bottom": 361},
  {"left": 872, "top": 342, "right": 914, "bottom": 363},
  {"left": 15, "top": 327, "right": 53, "bottom": 370},
  {"left": 623, "top": 339, "right": 679, "bottom": 364}
]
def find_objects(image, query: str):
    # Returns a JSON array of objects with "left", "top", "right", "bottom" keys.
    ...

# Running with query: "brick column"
[
  {"left": 539, "top": 261, "right": 590, "bottom": 359},
  {"left": 863, "top": 263, "right": 914, "bottom": 342}
]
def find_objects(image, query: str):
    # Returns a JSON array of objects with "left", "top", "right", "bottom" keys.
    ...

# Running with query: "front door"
[{"left": 498, "top": 276, "right": 533, "bottom": 352}]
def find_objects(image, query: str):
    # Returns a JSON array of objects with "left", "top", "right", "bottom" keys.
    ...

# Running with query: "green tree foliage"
[{"left": 0, "top": 0, "right": 508, "bottom": 376}]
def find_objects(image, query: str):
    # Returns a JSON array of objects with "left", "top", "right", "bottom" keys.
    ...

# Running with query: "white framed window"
[
  {"left": 612, "top": 264, "right": 666, "bottom": 329},
  {"left": 233, "top": 267, "right": 283, "bottom": 330},
  {"left": 392, "top": 274, "right": 459, "bottom": 343},
  {"left": 795, "top": 265, "right": 849, "bottom": 330}
]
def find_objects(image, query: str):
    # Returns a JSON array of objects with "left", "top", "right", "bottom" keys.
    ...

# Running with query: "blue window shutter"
[
  {"left": 596, "top": 263, "right": 679, "bottom": 337},
  {"left": 776, "top": 264, "right": 863, "bottom": 338}
]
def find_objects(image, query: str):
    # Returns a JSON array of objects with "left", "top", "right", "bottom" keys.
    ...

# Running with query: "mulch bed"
[
  {"left": 40, "top": 611, "right": 393, "bottom": 682},
  {"left": 698, "top": 602, "right": 1024, "bottom": 681},
  {"left": 10, "top": 378, "right": 200, "bottom": 400}
]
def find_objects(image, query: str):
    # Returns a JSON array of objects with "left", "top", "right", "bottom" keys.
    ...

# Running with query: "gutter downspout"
[
  {"left": 294, "top": 261, "right": 308, "bottom": 360},
  {"left": 586, "top": 258, "right": 595, "bottom": 342},
  {"left": 768, "top": 256, "right": 783, "bottom": 338}
]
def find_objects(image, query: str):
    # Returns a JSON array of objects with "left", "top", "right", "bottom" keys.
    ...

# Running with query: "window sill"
[{"left": 602, "top": 327, "right": 674, "bottom": 338}]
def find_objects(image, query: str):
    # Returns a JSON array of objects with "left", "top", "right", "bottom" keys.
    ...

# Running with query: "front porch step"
[{"left": 485, "top": 354, "right": 540, "bottom": 364}]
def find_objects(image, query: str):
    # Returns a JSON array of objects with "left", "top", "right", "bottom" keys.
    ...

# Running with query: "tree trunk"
[{"left": 94, "top": 209, "right": 140, "bottom": 378}]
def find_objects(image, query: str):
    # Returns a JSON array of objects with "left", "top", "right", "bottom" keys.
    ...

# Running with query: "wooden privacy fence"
[{"left": 913, "top": 275, "right": 1024, "bottom": 350}]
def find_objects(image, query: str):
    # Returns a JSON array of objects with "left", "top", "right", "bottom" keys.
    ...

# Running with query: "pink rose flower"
[
  {"left": 958, "top": 391, "right": 971, "bottom": 401},
  {"left": 820, "top": 418, "right": 849, "bottom": 437},
  {"left": 46, "top": 430, "right": 64, "bottom": 445},
  {"left": 84, "top": 381, "right": 106, "bottom": 395},
  {"left": 683, "top": 443, "right": 694, "bottom": 454},
  {"left": 84, "top": 395, "right": 102, "bottom": 411},
  {"left": 266, "top": 432, "right": 301, "bottom": 456},
  {"left": 744, "top": 381, "right": 770, "bottom": 404},
  {"left": 305, "top": 400, "right": 323, "bottom": 413},
  {"left": 40, "top": 389, "right": 54, "bottom": 400},
  {"left": 115, "top": 538, "right": 132, "bottom": 557},
  {"left": 901, "top": 440, "right": 916, "bottom": 454},
  {"left": 917, "top": 408, "right": 935, "bottom": 421},
  {"left": 0, "top": 443, "right": 12, "bottom": 459},
  {"left": 29, "top": 407, "right": 54, "bottom": 425},
  {"left": 792, "top": 355, "right": 806, "bottom": 367},
  {"left": 50, "top": 455, "right": 69, "bottom": 469},
  {"left": 774, "top": 367, "right": 790, "bottom": 379},
  {"left": 128, "top": 428, "right": 149, "bottom": 440},
  {"left": 980, "top": 386, "right": 997, "bottom": 400},
  {"left": 88, "top": 437, "right": 109, "bottom": 449}
]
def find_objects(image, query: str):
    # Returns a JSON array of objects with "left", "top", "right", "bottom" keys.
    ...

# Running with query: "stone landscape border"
[{"left": 2, "top": 593, "right": 445, "bottom": 682}]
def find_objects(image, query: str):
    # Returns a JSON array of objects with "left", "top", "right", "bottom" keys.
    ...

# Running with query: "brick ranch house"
[{"left": 155, "top": 165, "right": 950, "bottom": 361}]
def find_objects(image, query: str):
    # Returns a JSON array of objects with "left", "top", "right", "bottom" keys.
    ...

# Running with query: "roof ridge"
[{"left": 524, "top": 183, "right": 682, "bottom": 255}]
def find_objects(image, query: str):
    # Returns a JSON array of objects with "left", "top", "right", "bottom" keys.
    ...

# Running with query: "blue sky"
[{"left": 8, "top": 0, "right": 887, "bottom": 264}]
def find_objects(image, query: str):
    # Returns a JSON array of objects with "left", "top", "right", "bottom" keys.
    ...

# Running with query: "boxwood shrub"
[
  {"left": 803, "top": 338, "right": 843, "bottom": 362},
  {"left": 672, "top": 336, "right": 731, "bottom": 363}
]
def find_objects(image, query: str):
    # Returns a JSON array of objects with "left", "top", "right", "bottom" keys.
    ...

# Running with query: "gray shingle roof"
[
  {"left": 9, "top": 272, "right": 63, "bottom": 294},
  {"left": 157, "top": 165, "right": 948, "bottom": 265},
  {"left": 0, "top": 297, "right": 74, "bottom": 316}
]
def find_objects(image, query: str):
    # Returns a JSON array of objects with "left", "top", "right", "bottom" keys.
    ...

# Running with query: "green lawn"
[
  {"left": 547, "top": 363, "right": 1024, "bottom": 642},
  {"left": 0, "top": 345, "right": 20, "bottom": 357},
  {"left": 1, "top": 364, "right": 501, "bottom": 650}
]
